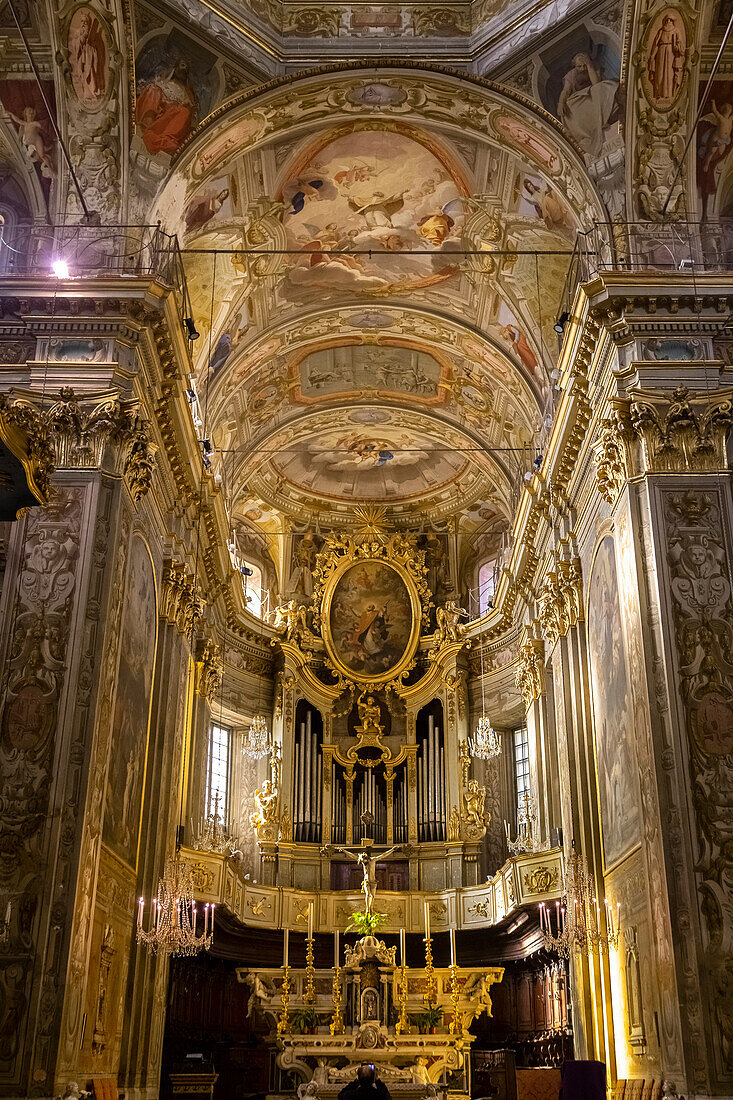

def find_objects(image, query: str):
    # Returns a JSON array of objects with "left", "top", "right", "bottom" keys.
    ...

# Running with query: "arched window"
[
  {"left": 240, "top": 560, "right": 263, "bottom": 617},
  {"left": 478, "top": 557, "right": 498, "bottom": 615}
]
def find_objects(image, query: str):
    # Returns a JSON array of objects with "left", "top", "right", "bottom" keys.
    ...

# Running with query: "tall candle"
[
  {"left": 449, "top": 928, "right": 456, "bottom": 966},
  {"left": 283, "top": 927, "right": 289, "bottom": 968},
  {"left": 308, "top": 901, "right": 314, "bottom": 941},
  {"left": 424, "top": 900, "right": 430, "bottom": 940},
  {"left": 138, "top": 897, "right": 143, "bottom": 929},
  {"left": 334, "top": 930, "right": 340, "bottom": 969},
  {"left": 400, "top": 929, "right": 406, "bottom": 967}
]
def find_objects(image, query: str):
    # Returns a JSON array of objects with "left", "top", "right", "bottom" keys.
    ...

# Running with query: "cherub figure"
[
  {"left": 7, "top": 105, "right": 56, "bottom": 176},
  {"left": 702, "top": 100, "right": 733, "bottom": 172}
]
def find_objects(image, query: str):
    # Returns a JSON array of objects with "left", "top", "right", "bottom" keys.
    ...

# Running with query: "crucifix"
[{"left": 322, "top": 812, "right": 406, "bottom": 916}]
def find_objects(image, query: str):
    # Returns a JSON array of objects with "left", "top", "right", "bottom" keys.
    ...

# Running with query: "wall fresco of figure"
[
  {"left": 587, "top": 535, "right": 642, "bottom": 870},
  {"left": 102, "top": 535, "right": 157, "bottom": 868}
]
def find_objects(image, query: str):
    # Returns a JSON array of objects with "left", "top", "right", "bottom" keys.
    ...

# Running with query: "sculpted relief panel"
[
  {"left": 664, "top": 489, "right": 733, "bottom": 1082},
  {"left": 0, "top": 488, "right": 85, "bottom": 1085}
]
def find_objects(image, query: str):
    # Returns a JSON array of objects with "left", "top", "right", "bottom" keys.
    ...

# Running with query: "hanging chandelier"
[
  {"left": 137, "top": 853, "right": 214, "bottom": 956},
  {"left": 539, "top": 845, "right": 620, "bottom": 957},
  {"left": 469, "top": 632, "right": 501, "bottom": 760},
  {"left": 243, "top": 713, "right": 270, "bottom": 759},
  {"left": 192, "top": 790, "right": 241, "bottom": 857},
  {"left": 469, "top": 715, "right": 502, "bottom": 759}
]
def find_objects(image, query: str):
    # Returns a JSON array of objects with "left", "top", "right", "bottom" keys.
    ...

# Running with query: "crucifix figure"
[{"left": 322, "top": 814, "right": 405, "bottom": 916}]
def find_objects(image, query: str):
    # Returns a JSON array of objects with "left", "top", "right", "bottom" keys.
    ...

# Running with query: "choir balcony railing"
[
  {"left": 0, "top": 220, "right": 192, "bottom": 326},
  {"left": 558, "top": 218, "right": 733, "bottom": 323}
]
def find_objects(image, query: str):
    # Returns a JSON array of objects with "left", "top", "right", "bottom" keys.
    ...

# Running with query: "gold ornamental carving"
[
  {"left": 523, "top": 866, "right": 559, "bottom": 894},
  {"left": 196, "top": 639, "right": 223, "bottom": 703},
  {"left": 628, "top": 386, "right": 733, "bottom": 473},
  {"left": 0, "top": 388, "right": 157, "bottom": 503},
  {"left": 515, "top": 630, "right": 545, "bottom": 709},
  {"left": 162, "top": 560, "right": 204, "bottom": 639},
  {"left": 538, "top": 559, "right": 583, "bottom": 649},
  {"left": 448, "top": 740, "right": 490, "bottom": 842},
  {"left": 593, "top": 416, "right": 629, "bottom": 504}
]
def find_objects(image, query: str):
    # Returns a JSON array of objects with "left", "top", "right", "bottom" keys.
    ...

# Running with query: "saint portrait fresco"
[
  {"left": 587, "top": 536, "right": 642, "bottom": 869},
  {"left": 280, "top": 128, "right": 465, "bottom": 298},
  {"left": 66, "top": 7, "right": 110, "bottom": 108},
  {"left": 135, "top": 33, "right": 217, "bottom": 158},
  {"left": 539, "top": 32, "right": 623, "bottom": 162},
  {"left": 102, "top": 536, "right": 157, "bottom": 868},
  {"left": 328, "top": 562, "right": 415, "bottom": 679},
  {"left": 644, "top": 8, "right": 686, "bottom": 109}
]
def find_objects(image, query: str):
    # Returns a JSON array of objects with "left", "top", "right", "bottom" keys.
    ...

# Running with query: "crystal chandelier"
[
  {"left": 540, "top": 845, "right": 620, "bottom": 957},
  {"left": 137, "top": 853, "right": 214, "bottom": 956},
  {"left": 469, "top": 715, "right": 501, "bottom": 759},
  {"left": 469, "top": 632, "right": 501, "bottom": 760},
  {"left": 192, "top": 791, "right": 241, "bottom": 856},
  {"left": 243, "top": 713, "right": 270, "bottom": 759},
  {"left": 505, "top": 789, "right": 542, "bottom": 854}
]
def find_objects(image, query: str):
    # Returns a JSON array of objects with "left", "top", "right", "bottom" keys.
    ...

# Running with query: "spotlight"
[
  {"left": 184, "top": 316, "right": 200, "bottom": 340},
  {"left": 533, "top": 454, "right": 543, "bottom": 469},
  {"left": 524, "top": 471, "right": 533, "bottom": 482},
  {"left": 52, "top": 259, "right": 70, "bottom": 279},
  {"left": 241, "top": 565, "right": 254, "bottom": 577},
  {"left": 185, "top": 388, "right": 196, "bottom": 403},
  {"left": 202, "top": 439, "right": 213, "bottom": 455},
  {"left": 553, "top": 311, "right": 570, "bottom": 335},
  {"left": 202, "top": 453, "right": 211, "bottom": 469}
]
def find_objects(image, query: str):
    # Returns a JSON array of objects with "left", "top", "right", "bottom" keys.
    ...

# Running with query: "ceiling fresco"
[{"left": 146, "top": 65, "right": 606, "bottom": 558}]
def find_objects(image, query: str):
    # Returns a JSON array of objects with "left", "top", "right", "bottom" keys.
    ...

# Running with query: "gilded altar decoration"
[
  {"left": 449, "top": 741, "right": 490, "bottom": 841},
  {"left": 312, "top": 533, "right": 430, "bottom": 689},
  {"left": 269, "top": 600, "right": 312, "bottom": 647}
]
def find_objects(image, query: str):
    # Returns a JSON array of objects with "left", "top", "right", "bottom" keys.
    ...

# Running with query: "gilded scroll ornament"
[
  {"left": 196, "top": 640, "right": 223, "bottom": 702},
  {"left": 523, "top": 866, "right": 559, "bottom": 894}
]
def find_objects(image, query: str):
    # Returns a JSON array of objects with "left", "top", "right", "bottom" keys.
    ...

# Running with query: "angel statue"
[
  {"left": 320, "top": 840, "right": 404, "bottom": 916},
  {"left": 269, "top": 599, "right": 309, "bottom": 645},
  {"left": 249, "top": 779, "right": 280, "bottom": 840},
  {"left": 432, "top": 599, "right": 468, "bottom": 649}
]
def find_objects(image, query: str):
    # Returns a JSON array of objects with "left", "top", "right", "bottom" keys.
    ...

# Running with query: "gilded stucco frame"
[{"left": 312, "top": 533, "right": 432, "bottom": 689}]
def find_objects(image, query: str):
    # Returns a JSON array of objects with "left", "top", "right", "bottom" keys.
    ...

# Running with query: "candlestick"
[
  {"left": 277, "top": 964, "right": 291, "bottom": 1036},
  {"left": 423, "top": 933, "right": 438, "bottom": 1006},
  {"left": 304, "top": 934, "right": 316, "bottom": 1004},
  {"left": 283, "top": 927, "right": 289, "bottom": 968},
  {"left": 395, "top": 962, "right": 409, "bottom": 1036},
  {"left": 330, "top": 965, "right": 344, "bottom": 1035},
  {"left": 449, "top": 928, "right": 456, "bottom": 967},
  {"left": 448, "top": 964, "right": 462, "bottom": 1036}
]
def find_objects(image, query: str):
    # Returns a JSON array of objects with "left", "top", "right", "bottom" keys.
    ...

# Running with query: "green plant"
[
  {"left": 290, "top": 1007, "right": 320, "bottom": 1033},
  {"left": 345, "top": 910, "right": 387, "bottom": 936},
  {"left": 417, "top": 1003, "right": 443, "bottom": 1032}
]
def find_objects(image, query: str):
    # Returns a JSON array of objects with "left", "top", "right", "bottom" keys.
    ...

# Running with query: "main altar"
[{"left": 238, "top": 926, "right": 503, "bottom": 1100}]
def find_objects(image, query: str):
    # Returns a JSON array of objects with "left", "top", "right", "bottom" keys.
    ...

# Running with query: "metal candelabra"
[
  {"left": 277, "top": 965, "right": 291, "bottom": 1035},
  {"left": 448, "top": 965, "right": 463, "bottom": 1035},
  {"left": 330, "top": 965, "right": 344, "bottom": 1035},
  {"left": 423, "top": 935, "right": 438, "bottom": 1005},
  {"left": 395, "top": 964, "right": 409, "bottom": 1034},
  {"left": 304, "top": 937, "right": 316, "bottom": 1004}
]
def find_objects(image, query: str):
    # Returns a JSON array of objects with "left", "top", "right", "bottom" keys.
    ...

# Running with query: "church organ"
[
  {"left": 293, "top": 702, "right": 323, "bottom": 844},
  {"left": 417, "top": 701, "right": 446, "bottom": 843}
]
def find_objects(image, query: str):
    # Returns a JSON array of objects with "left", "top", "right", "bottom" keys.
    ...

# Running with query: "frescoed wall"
[
  {"left": 587, "top": 535, "right": 642, "bottom": 870},
  {"left": 102, "top": 535, "right": 157, "bottom": 868}
]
